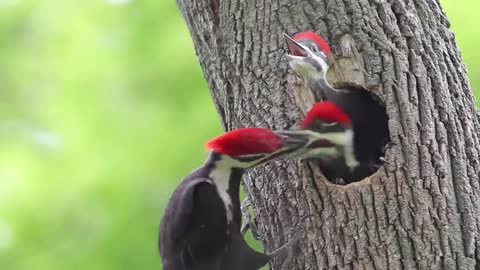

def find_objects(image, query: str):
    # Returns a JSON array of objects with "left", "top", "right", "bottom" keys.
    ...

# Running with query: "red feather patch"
[
  {"left": 293, "top": 31, "right": 331, "bottom": 56},
  {"left": 206, "top": 127, "right": 283, "bottom": 157},
  {"left": 301, "top": 101, "right": 351, "bottom": 128}
]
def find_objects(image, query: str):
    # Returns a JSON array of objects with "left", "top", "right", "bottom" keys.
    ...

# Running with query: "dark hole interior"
[{"left": 310, "top": 87, "right": 390, "bottom": 185}]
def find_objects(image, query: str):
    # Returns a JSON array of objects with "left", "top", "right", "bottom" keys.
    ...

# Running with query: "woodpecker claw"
[
  {"left": 240, "top": 198, "right": 251, "bottom": 236},
  {"left": 334, "top": 178, "right": 345, "bottom": 185},
  {"left": 240, "top": 219, "right": 250, "bottom": 236},
  {"left": 379, "top": 156, "right": 389, "bottom": 164},
  {"left": 240, "top": 197, "right": 261, "bottom": 240},
  {"left": 267, "top": 214, "right": 312, "bottom": 259}
]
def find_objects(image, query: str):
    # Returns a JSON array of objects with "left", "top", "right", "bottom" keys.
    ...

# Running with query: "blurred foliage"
[{"left": 0, "top": 0, "right": 477, "bottom": 269}]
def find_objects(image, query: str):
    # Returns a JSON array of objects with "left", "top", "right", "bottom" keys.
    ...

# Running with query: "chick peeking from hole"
[{"left": 282, "top": 31, "right": 390, "bottom": 184}]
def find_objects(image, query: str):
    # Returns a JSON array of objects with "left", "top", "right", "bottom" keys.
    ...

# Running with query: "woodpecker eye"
[{"left": 310, "top": 44, "right": 319, "bottom": 52}]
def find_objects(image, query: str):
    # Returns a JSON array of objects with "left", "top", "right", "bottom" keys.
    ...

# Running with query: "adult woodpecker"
[
  {"left": 283, "top": 31, "right": 389, "bottom": 183},
  {"left": 159, "top": 127, "right": 318, "bottom": 270}
]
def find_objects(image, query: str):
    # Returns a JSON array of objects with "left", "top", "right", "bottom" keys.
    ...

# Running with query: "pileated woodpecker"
[
  {"left": 283, "top": 31, "right": 389, "bottom": 183},
  {"left": 277, "top": 101, "right": 372, "bottom": 183},
  {"left": 159, "top": 127, "right": 324, "bottom": 270}
]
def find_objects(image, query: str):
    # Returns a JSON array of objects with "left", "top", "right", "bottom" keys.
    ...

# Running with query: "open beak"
[{"left": 283, "top": 33, "right": 311, "bottom": 59}]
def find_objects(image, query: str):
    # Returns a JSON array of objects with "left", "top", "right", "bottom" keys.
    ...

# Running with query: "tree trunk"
[{"left": 177, "top": 0, "right": 480, "bottom": 269}]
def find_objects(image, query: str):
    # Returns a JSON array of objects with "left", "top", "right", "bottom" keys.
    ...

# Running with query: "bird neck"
[
  {"left": 306, "top": 72, "right": 333, "bottom": 102},
  {"left": 316, "top": 73, "right": 357, "bottom": 97},
  {"left": 206, "top": 152, "right": 244, "bottom": 225},
  {"left": 319, "top": 74, "right": 332, "bottom": 89}
]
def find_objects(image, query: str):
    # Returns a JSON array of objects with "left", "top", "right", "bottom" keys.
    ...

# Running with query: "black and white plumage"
[
  {"left": 160, "top": 153, "right": 270, "bottom": 270},
  {"left": 284, "top": 32, "right": 390, "bottom": 183},
  {"left": 159, "top": 128, "right": 313, "bottom": 270}
]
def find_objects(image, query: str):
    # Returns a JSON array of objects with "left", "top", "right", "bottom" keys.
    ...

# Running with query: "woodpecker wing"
[
  {"left": 160, "top": 176, "right": 230, "bottom": 269},
  {"left": 159, "top": 177, "right": 211, "bottom": 253}
]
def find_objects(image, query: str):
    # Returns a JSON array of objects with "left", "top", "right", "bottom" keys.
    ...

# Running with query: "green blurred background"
[{"left": 0, "top": 0, "right": 477, "bottom": 269}]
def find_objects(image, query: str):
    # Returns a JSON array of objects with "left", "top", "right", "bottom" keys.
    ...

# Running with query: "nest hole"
[{"left": 315, "top": 87, "right": 391, "bottom": 185}]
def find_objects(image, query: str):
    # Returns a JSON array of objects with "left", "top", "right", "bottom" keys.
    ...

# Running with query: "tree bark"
[{"left": 177, "top": 0, "right": 480, "bottom": 269}]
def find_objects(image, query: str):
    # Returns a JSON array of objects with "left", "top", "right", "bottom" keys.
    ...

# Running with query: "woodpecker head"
[
  {"left": 276, "top": 102, "right": 357, "bottom": 168},
  {"left": 284, "top": 31, "right": 331, "bottom": 82},
  {"left": 301, "top": 101, "right": 350, "bottom": 131},
  {"left": 206, "top": 127, "right": 308, "bottom": 169}
]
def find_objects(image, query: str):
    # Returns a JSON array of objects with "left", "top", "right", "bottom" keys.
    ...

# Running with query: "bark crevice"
[{"left": 177, "top": 0, "right": 479, "bottom": 268}]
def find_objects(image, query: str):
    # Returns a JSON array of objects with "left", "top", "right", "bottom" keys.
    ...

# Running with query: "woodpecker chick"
[
  {"left": 277, "top": 101, "right": 362, "bottom": 182},
  {"left": 159, "top": 127, "right": 311, "bottom": 270},
  {"left": 284, "top": 31, "right": 389, "bottom": 183}
]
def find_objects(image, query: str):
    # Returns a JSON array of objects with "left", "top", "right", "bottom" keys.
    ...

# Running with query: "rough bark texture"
[{"left": 177, "top": 0, "right": 480, "bottom": 269}]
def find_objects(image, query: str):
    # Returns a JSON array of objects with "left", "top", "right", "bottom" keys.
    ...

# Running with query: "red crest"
[
  {"left": 293, "top": 31, "right": 331, "bottom": 55},
  {"left": 206, "top": 128, "right": 282, "bottom": 157},
  {"left": 301, "top": 101, "right": 351, "bottom": 128}
]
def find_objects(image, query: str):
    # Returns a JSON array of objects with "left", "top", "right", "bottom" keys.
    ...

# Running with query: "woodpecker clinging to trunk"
[
  {"left": 283, "top": 31, "right": 389, "bottom": 183},
  {"left": 159, "top": 127, "right": 323, "bottom": 270}
]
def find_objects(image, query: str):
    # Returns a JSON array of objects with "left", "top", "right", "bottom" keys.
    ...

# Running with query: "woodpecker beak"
[
  {"left": 234, "top": 131, "right": 310, "bottom": 167},
  {"left": 276, "top": 130, "right": 337, "bottom": 148},
  {"left": 274, "top": 129, "right": 345, "bottom": 160},
  {"left": 283, "top": 33, "right": 311, "bottom": 60},
  {"left": 284, "top": 33, "right": 328, "bottom": 79},
  {"left": 276, "top": 131, "right": 310, "bottom": 150}
]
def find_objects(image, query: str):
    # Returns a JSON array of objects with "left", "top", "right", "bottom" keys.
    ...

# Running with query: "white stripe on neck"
[
  {"left": 344, "top": 129, "right": 358, "bottom": 169},
  {"left": 208, "top": 156, "right": 235, "bottom": 224}
]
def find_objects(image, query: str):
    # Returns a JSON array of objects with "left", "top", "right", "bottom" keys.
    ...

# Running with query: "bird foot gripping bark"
[
  {"left": 366, "top": 156, "right": 390, "bottom": 171},
  {"left": 240, "top": 197, "right": 261, "bottom": 240},
  {"left": 379, "top": 156, "right": 389, "bottom": 164},
  {"left": 267, "top": 214, "right": 312, "bottom": 260},
  {"left": 334, "top": 178, "right": 345, "bottom": 185}
]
